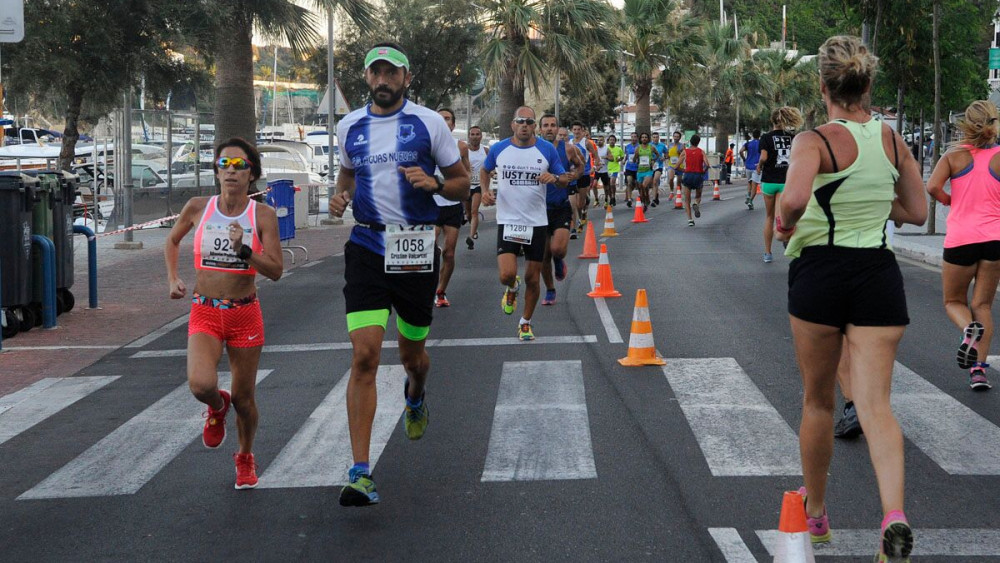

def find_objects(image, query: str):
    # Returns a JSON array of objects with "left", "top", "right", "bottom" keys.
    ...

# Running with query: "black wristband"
[
  {"left": 434, "top": 177, "right": 446, "bottom": 193},
  {"left": 237, "top": 244, "right": 253, "bottom": 260}
]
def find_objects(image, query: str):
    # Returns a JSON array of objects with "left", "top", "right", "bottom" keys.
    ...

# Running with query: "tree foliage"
[{"left": 547, "top": 51, "right": 621, "bottom": 129}]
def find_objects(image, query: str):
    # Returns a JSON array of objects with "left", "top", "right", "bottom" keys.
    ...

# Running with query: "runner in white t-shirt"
[
  {"left": 481, "top": 106, "right": 572, "bottom": 341},
  {"left": 595, "top": 136, "right": 611, "bottom": 206},
  {"left": 432, "top": 108, "right": 471, "bottom": 307},
  {"left": 464, "top": 125, "right": 489, "bottom": 249}
]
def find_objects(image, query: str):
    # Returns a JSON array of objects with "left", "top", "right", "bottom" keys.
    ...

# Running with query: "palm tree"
[
  {"left": 700, "top": 21, "right": 774, "bottom": 149},
  {"left": 618, "top": 0, "right": 700, "bottom": 135},
  {"left": 480, "top": 0, "right": 614, "bottom": 138},
  {"left": 752, "top": 49, "right": 824, "bottom": 127},
  {"left": 203, "top": 0, "right": 377, "bottom": 144}
]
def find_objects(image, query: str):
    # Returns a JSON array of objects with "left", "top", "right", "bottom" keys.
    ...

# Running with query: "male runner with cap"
[{"left": 328, "top": 42, "right": 469, "bottom": 507}]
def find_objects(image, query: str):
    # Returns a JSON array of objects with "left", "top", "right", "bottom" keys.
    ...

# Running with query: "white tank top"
[
  {"left": 193, "top": 196, "right": 264, "bottom": 274},
  {"left": 468, "top": 145, "right": 487, "bottom": 186}
]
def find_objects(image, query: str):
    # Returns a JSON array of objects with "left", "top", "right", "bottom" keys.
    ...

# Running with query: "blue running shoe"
[
  {"left": 554, "top": 257, "right": 567, "bottom": 281},
  {"left": 339, "top": 467, "right": 380, "bottom": 507},
  {"left": 542, "top": 289, "right": 556, "bottom": 306}
]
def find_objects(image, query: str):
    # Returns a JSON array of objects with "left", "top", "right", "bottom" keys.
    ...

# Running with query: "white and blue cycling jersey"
[
  {"left": 483, "top": 137, "right": 566, "bottom": 227},
  {"left": 337, "top": 100, "right": 460, "bottom": 255}
]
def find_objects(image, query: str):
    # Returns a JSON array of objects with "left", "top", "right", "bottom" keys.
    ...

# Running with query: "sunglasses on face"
[
  {"left": 513, "top": 117, "right": 535, "bottom": 125},
  {"left": 217, "top": 157, "right": 251, "bottom": 170}
]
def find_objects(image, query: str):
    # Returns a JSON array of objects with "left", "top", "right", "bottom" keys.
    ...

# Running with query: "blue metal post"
[
  {"left": 31, "top": 235, "right": 57, "bottom": 329},
  {"left": 73, "top": 225, "right": 98, "bottom": 308}
]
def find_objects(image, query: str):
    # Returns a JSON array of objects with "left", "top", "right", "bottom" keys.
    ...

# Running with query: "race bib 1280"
[
  {"left": 502, "top": 224, "right": 533, "bottom": 245},
  {"left": 385, "top": 225, "right": 435, "bottom": 273}
]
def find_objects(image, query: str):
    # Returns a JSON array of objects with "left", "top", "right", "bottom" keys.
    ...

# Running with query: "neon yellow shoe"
[
  {"left": 518, "top": 322, "right": 534, "bottom": 341},
  {"left": 403, "top": 381, "right": 428, "bottom": 440},
  {"left": 502, "top": 277, "right": 520, "bottom": 315}
]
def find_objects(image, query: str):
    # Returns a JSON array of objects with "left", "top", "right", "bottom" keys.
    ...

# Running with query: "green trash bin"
[
  {"left": 0, "top": 173, "right": 39, "bottom": 337},
  {"left": 29, "top": 172, "right": 58, "bottom": 323},
  {"left": 22, "top": 170, "right": 76, "bottom": 313}
]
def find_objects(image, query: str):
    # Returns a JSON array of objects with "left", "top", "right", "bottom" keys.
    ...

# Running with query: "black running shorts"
[
  {"left": 942, "top": 241, "right": 1000, "bottom": 266},
  {"left": 546, "top": 206, "right": 572, "bottom": 235},
  {"left": 624, "top": 169, "right": 637, "bottom": 180},
  {"left": 788, "top": 246, "right": 909, "bottom": 329},
  {"left": 596, "top": 172, "right": 610, "bottom": 186},
  {"left": 343, "top": 241, "right": 440, "bottom": 328},
  {"left": 496, "top": 225, "right": 547, "bottom": 262},
  {"left": 469, "top": 185, "right": 482, "bottom": 196},
  {"left": 434, "top": 203, "right": 463, "bottom": 229},
  {"left": 577, "top": 175, "right": 592, "bottom": 189}
]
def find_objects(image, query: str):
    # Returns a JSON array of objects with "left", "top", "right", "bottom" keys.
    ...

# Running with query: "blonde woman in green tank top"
[{"left": 775, "top": 35, "right": 926, "bottom": 562}]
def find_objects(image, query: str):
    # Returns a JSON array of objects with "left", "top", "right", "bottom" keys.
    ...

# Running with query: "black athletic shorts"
[
  {"left": 577, "top": 175, "right": 592, "bottom": 189},
  {"left": 596, "top": 172, "right": 610, "bottom": 186},
  {"left": 942, "top": 241, "right": 1000, "bottom": 266},
  {"left": 546, "top": 206, "right": 572, "bottom": 235},
  {"left": 434, "top": 203, "right": 463, "bottom": 229},
  {"left": 624, "top": 169, "right": 637, "bottom": 180},
  {"left": 469, "top": 185, "right": 482, "bottom": 196},
  {"left": 788, "top": 246, "right": 909, "bottom": 329},
  {"left": 681, "top": 172, "right": 704, "bottom": 190},
  {"left": 567, "top": 183, "right": 579, "bottom": 195},
  {"left": 496, "top": 225, "right": 547, "bottom": 262},
  {"left": 344, "top": 241, "right": 440, "bottom": 328}
]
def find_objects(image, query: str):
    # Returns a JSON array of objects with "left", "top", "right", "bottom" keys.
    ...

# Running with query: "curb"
[{"left": 893, "top": 238, "right": 943, "bottom": 267}]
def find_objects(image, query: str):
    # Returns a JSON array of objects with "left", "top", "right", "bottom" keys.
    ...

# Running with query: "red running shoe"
[
  {"left": 234, "top": 452, "right": 258, "bottom": 489},
  {"left": 202, "top": 389, "right": 231, "bottom": 449}
]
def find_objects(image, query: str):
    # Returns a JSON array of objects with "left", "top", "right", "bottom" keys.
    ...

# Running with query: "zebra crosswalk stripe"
[
  {"left": 0, "top": 376, "right": 120, "bottom": 446},
  {"left": 18, "top": 370, "right": 272, "bottom": 500},
  {"left": 258, "top": 365, "right": 406, "bottom": 489}
]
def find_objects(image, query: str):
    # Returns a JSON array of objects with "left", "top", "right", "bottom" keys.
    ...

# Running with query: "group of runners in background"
[{"left": 161, "top": 34, "right": 1000, "bottom": 563}]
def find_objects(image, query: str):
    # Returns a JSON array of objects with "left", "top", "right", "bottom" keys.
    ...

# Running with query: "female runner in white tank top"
[{"left": 164, "top": 138, "right": 283, "bottom": 490}]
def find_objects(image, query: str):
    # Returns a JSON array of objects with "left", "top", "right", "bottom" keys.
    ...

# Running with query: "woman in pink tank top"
[
  {"left": 164, "top": 138, "right": 284, "bottom": 488},
  {"left": 927, "top": 100, "right": 1000, "bottom": 391}
]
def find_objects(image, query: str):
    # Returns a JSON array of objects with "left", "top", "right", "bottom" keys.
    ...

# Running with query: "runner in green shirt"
[{"left": 605, "top": 135, "right": 625, "bottom": 206}]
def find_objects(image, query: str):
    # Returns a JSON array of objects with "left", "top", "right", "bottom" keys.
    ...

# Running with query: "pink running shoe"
[
  {"left": 875, "top": 510, "right": 913, "bottom": 562},
  {"left": 797, "top": 487, "right": 832, "bottom": 543}
]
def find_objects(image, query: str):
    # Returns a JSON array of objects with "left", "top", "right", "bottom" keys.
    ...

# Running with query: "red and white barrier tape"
[{"left": 96, "top": 189, "right": 272, "bottom": 237}]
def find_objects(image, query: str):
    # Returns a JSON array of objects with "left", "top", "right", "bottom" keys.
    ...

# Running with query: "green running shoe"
[
  {"left": 403, "top": 380, "right": 429, "bottom": 440},
  {"left": 339, "top": 472, "right": 380, "bottom": 507},
  {"left": 518, "top": 323, "right": 535, "bottom": 341},
  {"left": 502, "top": 277, "right": 520, "bottom": 315}
]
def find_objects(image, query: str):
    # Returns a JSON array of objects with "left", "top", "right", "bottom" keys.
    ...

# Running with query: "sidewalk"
[
  {"left": 0, "top": 213, "right": 355, "bottom": 395},
  {"left": 892, "top": 201, "right": 948, "bottom": 267}
]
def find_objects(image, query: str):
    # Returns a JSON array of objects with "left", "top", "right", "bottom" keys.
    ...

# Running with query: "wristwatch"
[
  {"left": 237, "top": 245, "right": 253, "bottom": 260},
  {"left": 434, "top": 177, "right": 446, "bottom": 193}
]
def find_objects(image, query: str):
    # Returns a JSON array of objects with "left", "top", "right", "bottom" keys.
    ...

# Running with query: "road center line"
[
  {"left": 128, "top": 335, "right": 599, "bottom": 358},
  {"left": 588, "top": 263, "right": 624, "bottom": 344}
]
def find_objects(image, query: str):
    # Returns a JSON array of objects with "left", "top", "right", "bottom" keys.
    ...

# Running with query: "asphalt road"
[{"left": 2, "top": 184, "right": 998, "bottom": 562}]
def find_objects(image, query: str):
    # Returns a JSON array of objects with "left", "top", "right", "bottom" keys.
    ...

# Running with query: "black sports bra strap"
[
  {"left": 892, "top": 129, "right": 899, "bottom": 169},
  {"left": 812, "top": 128, "right": 839, "bottom": 173}
]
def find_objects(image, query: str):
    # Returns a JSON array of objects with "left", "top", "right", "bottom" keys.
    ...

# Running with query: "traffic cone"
[
  {"left": 673, "top": 185, "right": 683, "bottom": 209},
  {"left": 587, "top": 244, "right": 622, "bottom": 298},
  {"left": 618, "top": 289, "right": 666, "bottom": 366},
  {"left": 772, "top": 490, "right": 816, "bottom": 563},
  {"left": 578, "top": 220, "right": 599, "bottom": 259},
  {"left": 631, "top": 197, "right": 648, "bottom": 223},
  {"left": 600, "top": 205, "right": 618, "bottom": 237},
  {"left": 757, "top": 184, "right": 763, "bottom": 195},
  {"left": 712, "top": 179, "right": 721, "bottom": 200}
]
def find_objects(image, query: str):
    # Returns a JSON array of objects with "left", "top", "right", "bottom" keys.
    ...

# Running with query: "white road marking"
[
  {"left": 757, "top": 528, "right": 1000, "bottom": 557},
  {"left": 892, "top": 361, "right": 1000, "bottom": 474},
  {"left": 588, "top": 263, "right": 624, "bottom": 344},
  {"left": 299, "top": 259, "right": 323, "bottom": 268},
  {"left": 708, "top": 528, "right": 757, "bottom": 563},
  {"left": 18, "top": 370, "right": 272, "bottom": 499},
  {"left": 661, "top": 358, "right": 801, "bottom": 476},
  {"left": 0, "top": 377, "right": 120, "bottom": 445},
  {"left": 0, "top": 346, "right": 119, "bottom": 351},
  {"left": 259, "top": 365, "right": 405, "bottom": 489},
  {"left": 124, "top": 314, "right": 189, "bottom": 348},
  {"left": 481, "top": 360, "right": 597, "bottom": 481},
  {"left": 128, "top": 336, "right": 599, "bottom": 358}
]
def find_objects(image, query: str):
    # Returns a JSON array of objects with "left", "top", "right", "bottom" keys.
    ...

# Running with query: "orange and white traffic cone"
[
  {"left": 618, "top": 289, "right": 666, "bottom": 366},
  {"left": 631, "top": 196, "right": 648, "bottom": 223},
  {"left": 673, "top": 185, "right": 683, "bottom": 209},
  {"left": 601, "top": 205, "right": 618, "bottom": 237},
  {"left": 712, "top": 179, "right": 721, "bottom": 200},
  {"left": 757, "top": 184, "right": 763, "bottom": 195},
  {"left": 578, "top": 220, "right": 599, "bottom": 259},
  {"left": 587, "top": 244, "right": 622, "bottom": 298},
  {"left": 772, "top": 490, "right": 816, "bottom": 563}
]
